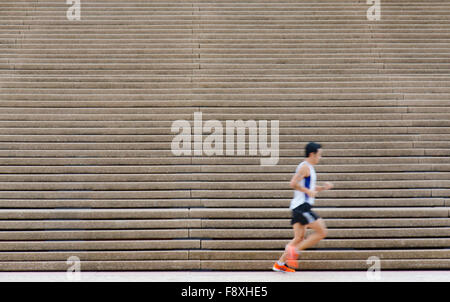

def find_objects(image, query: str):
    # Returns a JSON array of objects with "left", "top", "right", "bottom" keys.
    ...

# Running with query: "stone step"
[
  {"left": 0, "top": 218, "right": 448, "bottom": 230},
  {"left": 2, "top": 81, "right": 450, "bottom": 90},
  {"left": 6, "top": 32, "right": 450, "bottom": 39},
  {"left": 201, "top": 259, "right": 450, "bottom": 270},
  {"left": 0, "top": 93, "right": 413, "bottom": 101},
  {"left": 0, "top": 148, "right": 445, "bottom": 157},
  {"left": 6, "top": 45, "right": 450, "bottom": 51},
  {"left": 0, "top": 219, "right": 203, "bottom": 229},
  {"left": 0, "top": 180, "right": 447, "bottom": 191},
  {"left": 2, "top": 18, "right": 449, "bottom": 25},
  {"left": 0, "top": 105, "right": 442, "bottom": 113},
  {"left": 7, "top": 30, "right": 448, "bottom": 37},
  {"left": 0, "top": 240, "right": 201, "bottom": 251},
  {"left": 0, "top": 251, "right": 190, "bottom": 261},
  {"left": 0, "top": 208, "right": 447, "bottom": 220},
  {"left": 0, "top": 261, "right": 201, "bottom": 271},
  {"left": 2, "top": 112, "right": 450, "bottom": 122},
  {"left": 4, "top": 14, "right": 450, "bottom": 21},
  {"left": 201, "top": 218, "right": 450, "bottom": 229},
  {"left": 0, "top": 259, "right": 448, "bottom": 271},
  {"left": 8, "top": 58, "right": 450, "bottom": 66},
  {"left": 3, "top": 23, "right": 449, "bottom": 29},
  {"left": 0, "top": 227, "right": 448, "bottom": 241},
  {"left": 0, "top": 164, "right": 448, "bottom": 174},
  {"left": 7, "top": 75, "right": 447, "bottom": 81},
  {"left": 4, "top": 87, "right": 450, "bottom": 95},
  {"left": 3, "top": 66, "right": 449, "bottom": 76},
  {"left": 0, "top": 172, "right": 447, "bottom": 183},
  {"left": 190, "top": 189, "right": 450, "bottom": 199},
  {"left": 2, "top": 91, "right": 446, "bottom": 100},
  {"left": 0, "top": 238, "right": 448, "bottom": 251},
  {"left": 190, "top": 249, "right": 450, "bottom": 261},
  {"left": 0, "top": 230, "right": 191, "bottom": 240},
  {"left": 2, "top": 165, "right": 450, "bottom": 177},
  {"left": 0, "top": 120, "right": 449, "bottom": 127},
  {"left": 10, "top": 39, "right": 450, "bottom": 45},
  {"left": 6, "top": 75, "right": 445, "bottom": 82},
  {"left": 6, "top": 29, "right": 450, "bottom": 35},
  {"left": 1, "top": 134, "right": 450, "bottom": 143},
  {"left": 1, "top": 249, "right": 448, "bottom": 261},
  {"left": 200, "top": 198, "right": 449, "bottom": 208},
  {"left": 200, "top": 238, "right": 450, "bottom": 249},
  {"left": 5, "top": 48, "right": 448, "bottom": 55},
  {"left": 189, "top": 228, "right": 450, "bottom": 239},
  {"left": 5, "top": 11, "right": 450, "bottom": 17},
  {"left": 193, "top": 48, "right": 450, "bottom": 55},
  {"left": 4, "top": 7, "right": 450, "bottom": 13},
  {"left": 0, "top": 209, "right": 191, "bottom": 219},
  {"left": 1, "top": 126, "right": 450, "bottom": 135},
  {"left": 0, "top": 197, "right": 446, "bottom": 209},
  {"left": 189, "top": 208, "right": 450, "bottom": 219}
]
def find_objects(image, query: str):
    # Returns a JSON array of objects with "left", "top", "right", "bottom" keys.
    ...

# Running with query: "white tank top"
[{"left": 289, "top": 161, "right": 317, "bottom": 209}]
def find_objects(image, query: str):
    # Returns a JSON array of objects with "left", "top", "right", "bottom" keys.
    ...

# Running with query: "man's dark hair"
[{"left": 305, "top": 142, "right": 322, "bottom": 157}]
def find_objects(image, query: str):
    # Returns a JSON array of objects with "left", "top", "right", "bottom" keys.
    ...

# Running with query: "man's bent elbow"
[{"left": 319, "top": 228, "right": 328, "bottom": 239}]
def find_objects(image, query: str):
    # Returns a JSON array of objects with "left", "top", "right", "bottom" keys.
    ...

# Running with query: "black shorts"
[{"left": 291, "top": 202, "right": 320, "bottom": 226}]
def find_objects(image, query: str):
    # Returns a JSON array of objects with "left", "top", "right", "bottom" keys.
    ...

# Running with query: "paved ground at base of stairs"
[{"left": 0, "top": 271, "right": 448, "bottom": 282}]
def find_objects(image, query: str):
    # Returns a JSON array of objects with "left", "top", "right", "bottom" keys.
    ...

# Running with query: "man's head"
[{"left": 305, "top": 142, "right": 322, "bottom": 165}]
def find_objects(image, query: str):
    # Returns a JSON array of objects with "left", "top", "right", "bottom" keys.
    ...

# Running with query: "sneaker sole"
[{"left": 272, "top": 266, "right": 295, "bottom": 273}]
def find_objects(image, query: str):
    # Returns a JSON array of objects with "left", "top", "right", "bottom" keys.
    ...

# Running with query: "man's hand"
[
  {"left": 307, "top": 189, "right": 318, "bottom": 198},
  {"left": 324, "top": 182, "right": 334, "bottom": 190}
]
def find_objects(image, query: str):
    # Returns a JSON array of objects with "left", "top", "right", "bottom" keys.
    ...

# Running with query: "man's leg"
[
  {"left": 295, "top": 218, "right": 328, "bottom": 251},
  {"left": 278, "top": 222, "right": 306, "bottom": 264}
]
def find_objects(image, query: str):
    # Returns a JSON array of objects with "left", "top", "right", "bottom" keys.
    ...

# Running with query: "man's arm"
[
  {"left": 289, "top": 164, "right": 317, "bottom": 198},
  {"left": 316, "top": 182, "right": 334, "bottom": 192}
]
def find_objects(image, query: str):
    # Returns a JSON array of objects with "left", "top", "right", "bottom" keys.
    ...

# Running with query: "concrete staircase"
[{"left": 0, "top": 0, "right": 449, "bottom": 271}]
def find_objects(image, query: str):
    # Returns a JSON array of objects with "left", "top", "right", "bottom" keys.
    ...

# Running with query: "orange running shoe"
[
  {"left": 285, "top": 245, "right": 299, "bottom": 268},
  {"left": 272, "top": 262, "right": 295, "bottom": 273}
]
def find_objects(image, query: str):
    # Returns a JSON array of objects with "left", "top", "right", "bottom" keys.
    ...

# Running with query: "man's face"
[{"left": 310, "top": 148, "right": 322, "bottom": 164}]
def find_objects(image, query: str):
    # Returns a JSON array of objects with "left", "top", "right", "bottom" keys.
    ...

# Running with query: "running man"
[{"left": 273, "top": 142, "right": 334, "bottom": 272}]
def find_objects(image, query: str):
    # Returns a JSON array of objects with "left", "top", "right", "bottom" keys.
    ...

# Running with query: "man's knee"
[{"left": 310, "top": 220, "right": 328, "bottom": 239}]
